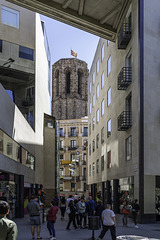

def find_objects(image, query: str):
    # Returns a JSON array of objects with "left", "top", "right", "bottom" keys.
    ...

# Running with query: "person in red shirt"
[{"left": 47, "top": 201, "right": 58, "bottom": 240}]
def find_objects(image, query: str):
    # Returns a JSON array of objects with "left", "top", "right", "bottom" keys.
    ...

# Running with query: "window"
[
  {"left": 92, "top": 117, "right": 95, "bottom": 130},
  {"left": 89, "top": 123, "right": 91, "bottom": 135},
  {"left": 126, "top": 136, "right": 132, "bottom": 160},
  {"left": 101, "top": 155, "right": 104, "bottom": 171},
  {"left": 107, "top": 151, "right": 111, "bottom": 168},
  {"left": 60, "top": 140, "right": 64, "bottom": 149},
  {"left": 83, "top": 153, "right": 86, "bottom": 162},
  {"left": 0, "top": 139, "right": 3, "bottom": 152},
  {"left": 92, "top": 162, "right": 95, "bottom": 175},
  {"left": 101, "top": 127, "right": 104, "bottom": 143},
  {"left": 96, "top": 159, "right": 99, "bottom": 173},
  {"left": 71, "top": 153, "right": 76, "bottom": 161},
  {"left": 89, "top": 82, "right": 92, "bottom": 94},
  {"left": 70, "top": 127, "right": 76, "bottom": 136},
  {"left": 0, "top": 40, "right": 2, "bottom": 52},
  {"left": 96, "top": 134, "right": 99, "bottom": 149},
  {"left": 83, "top": 127, "right": 88, "bottom": 136},
  {"left": 1, "top": 5, "right": 19, "bottom": 29},
  {"left": 55, "top": 70, "right": 59, "bottom": 96},
  {"left": 83, "top": 139, "right": 87, "bottom": 150},
  {"left": 60, "top": 154, "right": 64, "bottom": 160},
  {"left": 96, "top": 109, "right": 99, "bottom": 123},
  {"left": 101, "top": 44, "right": 104, "bottom": 61},
  {"left": 92, "top": 94, "right": 95, "bottom": 107},
  {"left": 107, "top": 119, "right": 111, "bottom": 137},
  {"left": 101, "top": 99, "right": 104, "bottom": 116},
  {"left": 96, "top": 59, "right": 99, "bottom": 74},
  {"left": 19, "top": 46, "right": 34, "bottom": 61},
  {"left": 101, "top": 72, "right": 104, "bottom": 88},
  {"left": 92, "top": 72, "right": 95, "bottom": 85},
  {"left": 92, "top": 140, "right": 95, "bottom": 152},
  {"left": 107, "top": 87, "right": 111, "bottom": 106},
  {"left": 71, "top": 140, "right": 76, "bottom": 148},
  {"left": 78, "top": 69, "right": 83, "bottom": 95},
  {"left": 89, "top": 103, "right": 91, "bottom": 114},
  {"left": 60, "top": 128, "right": 64, "bottom": 137},
  {"left": 107, "top": 56, "right": 111, "bottom": 76},
  {"left": 7, "top": 143, "right": 12, "bottom": 155},
  {"left": 66, "top": 69, "right": 70, "bottom": 94},
  {"left": 96, "top": 84, "right": 99, "bottom": 99},
  {"left": 89, "top": 165, "right": 91, "bottom": 176},
  {"left": 84, "top": 183, "right": 86, "bottom": 192},
  {"left": 71, "top": 183, "right": 75, "bottom": 192},
  {"left": 89, "top": 144, "right": 91, "bottom": 155}
]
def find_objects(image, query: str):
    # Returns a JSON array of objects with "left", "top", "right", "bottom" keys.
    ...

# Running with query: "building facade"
[
  {"left": 88, "top": 0, "right": 160, "bottom": 223},
  {"left": 58, "top": 117, "right": 88, "bottom": 198},
  {"left": 52, "top": 58, "right": 88, "bottom": 120},
  {"left": 0, "top": 0, "right": 55, "bottom": 217}
]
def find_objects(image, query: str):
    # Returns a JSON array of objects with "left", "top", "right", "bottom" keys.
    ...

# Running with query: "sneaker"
[{"left": 135, "top": 225, "right": 139, "bottom": 228}]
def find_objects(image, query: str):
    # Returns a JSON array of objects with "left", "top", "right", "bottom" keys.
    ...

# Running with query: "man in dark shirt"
[
  {"left": 132, "top": 199, "right": 140, "bottom": 228},
  {"left": 27, "top": 196, "right": 42, "bottom": 239},
  {"left": 0, "top": 200, "right": 17, "bottom": 240}
]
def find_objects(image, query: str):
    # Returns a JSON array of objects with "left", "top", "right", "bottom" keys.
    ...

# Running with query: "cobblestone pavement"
[{"left": 14, "top": 211, "right": 160, "bottom": 240}]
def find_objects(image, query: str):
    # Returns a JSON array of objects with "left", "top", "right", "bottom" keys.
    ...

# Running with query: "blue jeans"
[{"left": 47, "top": 220, "right": 55, "bottom": 237}]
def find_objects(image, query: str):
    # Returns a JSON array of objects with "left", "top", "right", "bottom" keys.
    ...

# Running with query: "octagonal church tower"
[{"left": 52, "top": 58, "right": 88, "bottom": 120}]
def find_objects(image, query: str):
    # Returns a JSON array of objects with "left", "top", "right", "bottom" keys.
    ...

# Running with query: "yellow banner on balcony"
[{"left": 61, "top": 160, "right": 71, "bottom": 165}]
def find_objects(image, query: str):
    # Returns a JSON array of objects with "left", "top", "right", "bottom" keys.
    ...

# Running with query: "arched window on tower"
[
  {"left": 78, "top": 69, "right": 83, "bottom": 95},
  {"left": 66, "top": 69, "right": 70, "bottom": 94},
  {"left": 55, "top": 70, "right": 59, "bottom": 96}
]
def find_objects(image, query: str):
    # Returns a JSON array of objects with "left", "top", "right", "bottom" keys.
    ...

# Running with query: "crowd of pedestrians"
[{"left": 0, "top": 193, "right": 140, "bottom": 240}]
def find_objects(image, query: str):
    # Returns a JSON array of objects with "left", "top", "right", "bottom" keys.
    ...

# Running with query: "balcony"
[
  {"left": 118, "top": 67, "right": 132, "bottom": 90},
  {"left": 68, "top": 146, "right": 79, "bottom": 150},
  {"left": 118, "top": 111, "right": 132, "bottom": 131},
  {"left": 61, "top": 175, "right": 72, "bottom": 180},
  {"left": 118, "top": 23, "right": 131, "bottom": 49},
  {"left": 68, "top": 132, "right": 78, "bottom": 137},
  {"left": 82, "top": 132, "right": 88, "bottom": 137},
  {"left": 60, "top": 133, "right": 65, "bottom": 137},
  {"left": 22, "top": 97, "right": 34, "bottom": 106},
  {"left": 59, "top": 146, "right": 66, "bottom": 151}
]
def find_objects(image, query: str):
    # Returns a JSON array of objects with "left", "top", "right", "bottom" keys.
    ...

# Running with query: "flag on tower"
[{"left": 71, "top": 49, "right": 77, "bottom": 58}]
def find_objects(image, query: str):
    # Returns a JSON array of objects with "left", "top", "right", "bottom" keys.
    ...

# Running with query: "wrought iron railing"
[
  {"left": 118, "top": 23, "right": 131, "bottom": 49},
  {"left": 118, "top": 67, "right": 132, "bottom": 90},
  {"left": 118, "top": 111, "right": 132, "bottom": 131}
]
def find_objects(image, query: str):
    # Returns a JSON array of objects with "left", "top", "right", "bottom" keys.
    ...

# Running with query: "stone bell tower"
[{"left": 52, "top": 58, "right": 88, "bottom": 120}]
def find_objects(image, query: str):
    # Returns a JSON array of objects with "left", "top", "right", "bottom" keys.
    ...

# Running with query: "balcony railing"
[
  {"left": 22, "top": 97, "right": 34, "bottom": 106},
  {"left": 82, "top": 175, "right": 86, "bottom": 181},
  {"left": 118, "top": 23, "right": 131, "bottom": 49},
  {"left": 82, "top": 160, "right": 86, "bottom": 165},
  {"left": 118, "top": 111, "right": 132, "bottom": 131},
  {"left": 68, "top": 132, "right": 78, "bottom": 137},
  {"left": 68, "top": 146, "right": 79, "bottom": 150},
  {"left": 59, "top": 146, "right": 66, "bottom": 151},
  {"left": 118, "top": 67, "right": 132, "bottom": 90},
  {"left": 60, "top": 133, "right": 65, "bottom": 137},
  {"left": 82, "top": 132, "right": 88, "bottom": 137},
  {"left": 60, "top": 175, "right": 72, "bottom": 180}
]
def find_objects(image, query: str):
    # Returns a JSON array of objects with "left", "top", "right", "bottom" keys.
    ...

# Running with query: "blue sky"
[{"left": 40, "top": 15, "right": 99, "bottom": 70}]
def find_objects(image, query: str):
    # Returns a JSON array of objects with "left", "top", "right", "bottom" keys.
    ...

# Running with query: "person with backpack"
[
  {"left": 66, "top": 200, "right": 77, "bottom": 230},
  {"left": 46, "top": 201, "right": 58, "bottom": 240}
]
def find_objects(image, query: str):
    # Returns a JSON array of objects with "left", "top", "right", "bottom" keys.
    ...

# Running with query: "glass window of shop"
[
  {"left": 119, "top": 177, "right": 134, "bottom": 212},
  {"left": 0, "top": 129, "right": 20, "bottom": 162},
  {"left": 21, "top": 148, "right": 35, "bottom": 170}
]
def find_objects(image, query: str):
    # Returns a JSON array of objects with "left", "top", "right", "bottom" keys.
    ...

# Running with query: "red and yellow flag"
[{"left": 71, "top": 49, "right": 77, "bottom": 58}]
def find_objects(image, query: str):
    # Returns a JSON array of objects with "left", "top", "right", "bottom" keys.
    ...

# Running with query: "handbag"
[{"left": 66, "top": 207, "right": 71, "bottom": 214}]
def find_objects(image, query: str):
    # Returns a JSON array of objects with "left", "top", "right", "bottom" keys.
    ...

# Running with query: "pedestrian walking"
[
  {"left": 46, "top": 200, "right": 58, "bottom": 240},
  {"left": 27, "top": 195, "right": 42, "bottom": 239},
  {"left": 60, "top": 197, "right": 66, "bottom": 220},
  {"left": 74, "top": 199, "right": 80, "bottom": 227},
  {"left": 66, "top": 200, "right": 77, "bottom": 230},
  {"left": 66, "top": 195, "right": 73, "bottom": 206},
  {"left": 97, "top": 204, "right": 116, "bottom": 240},
  {"left": 0, "top": 200, "right": 18, "bottom": 240},
  {"left": 86, "top": 196, "right": 95, "bottom": 216},
  {"left": 122, "top": 201, "right": 130, "bottom": 227},
  {"left": 132, "top": 199, "right": 140, "bottom": 228},
  {"left": 53, "top": 195, "right": 59, "bottom": 207},
  {"left": 78, "top": 197, "right": 87, "bottom": 228},
  {"left": 95, "top": 200, "right": 104, "bottom": 228}
]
